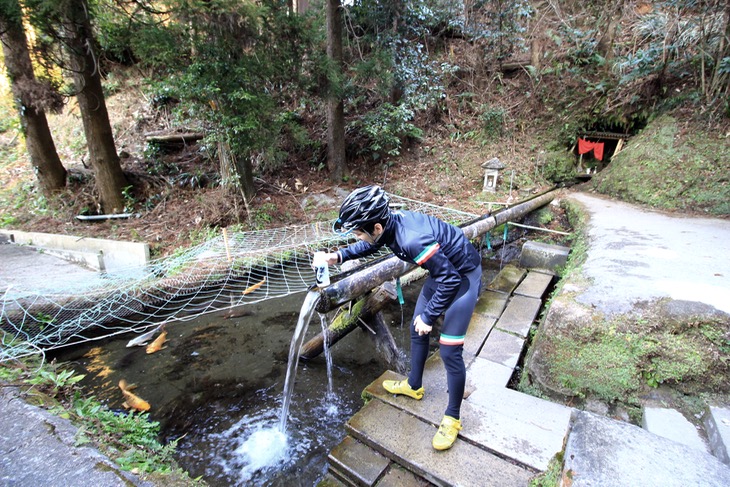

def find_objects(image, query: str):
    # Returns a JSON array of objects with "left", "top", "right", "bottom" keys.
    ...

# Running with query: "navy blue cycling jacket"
[{"left": 337, "top": 210, "right": 481, "bottom": 326}]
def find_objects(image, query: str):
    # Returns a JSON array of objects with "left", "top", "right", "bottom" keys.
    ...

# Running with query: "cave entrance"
[{"left": 572, "top": 131, "right": 630, "bottom": 179}]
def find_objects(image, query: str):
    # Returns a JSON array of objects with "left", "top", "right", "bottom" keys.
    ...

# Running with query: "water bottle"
[{"left": 313, "top": 252, "right": 330, "bottom": 287}]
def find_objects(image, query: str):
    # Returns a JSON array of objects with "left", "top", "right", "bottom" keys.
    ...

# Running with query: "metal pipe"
[{"left": 315, "top": 187, "right": 559, "bottom": 313}]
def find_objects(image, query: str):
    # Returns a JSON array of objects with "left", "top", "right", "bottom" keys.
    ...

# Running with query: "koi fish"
[
  {"left": 242, "top": 277, "right": 266, "bottom": 295},
  {"left": 219, "top": 308, "right": 253, "bottom": 319},
  {"left": 145, "top": 326, "right": 168, "bottom": 354},
  {"left": 126, "top": 323, "right": 164, "bottom": 348},
  {"left": 118, "top": 379, "right": 151, "bottom": 412}
]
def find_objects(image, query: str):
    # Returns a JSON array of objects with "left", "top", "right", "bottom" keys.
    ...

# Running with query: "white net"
[{"left": 0, "top": 195, "right": 480, "bottom": 362}]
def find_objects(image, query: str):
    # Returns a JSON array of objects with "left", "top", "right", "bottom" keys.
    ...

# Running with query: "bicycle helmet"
[{"left": 333, "top": 185, "right": 391, "bottom": 234}]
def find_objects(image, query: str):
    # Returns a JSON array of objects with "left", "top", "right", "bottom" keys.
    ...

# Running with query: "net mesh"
[{"left": 0, "top": 195, "right": 480, "bottom": 361}]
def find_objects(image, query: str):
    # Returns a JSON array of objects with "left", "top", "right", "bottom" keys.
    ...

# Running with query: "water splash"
[
  {"left": 278, "top": 290, "right": 320, "bottom": 432},
  {"left": 235, "top": 426, "right": 288, "bottom": 482}
]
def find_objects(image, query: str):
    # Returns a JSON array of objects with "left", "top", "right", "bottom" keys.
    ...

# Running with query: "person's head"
[{"left": 334, "top": 185, "right": 391, "bottom": 243}]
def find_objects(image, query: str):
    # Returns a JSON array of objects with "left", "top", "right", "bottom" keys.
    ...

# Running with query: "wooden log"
[
  {"left": 145, "top": 133, "right": 205, "bottom": 144},
  {"left": 300, "top": 284, "right": 396, "bottom": 360},
  {"left": 366, "top": 311, "right": 407, "bottom": 374},
  {"left": 500, "top": 60, "right": 531, "bottom": 72}
]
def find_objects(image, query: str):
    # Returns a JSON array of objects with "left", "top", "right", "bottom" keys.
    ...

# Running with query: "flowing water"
[
  {"left": 53, "top": 288, "right": 417, "bottom": 486},
  {"left": 279, "top": 290, "right": 321, "bottom": 433},
  {"left": 50, "top": 256, "right": 507, "bottom": 486}
]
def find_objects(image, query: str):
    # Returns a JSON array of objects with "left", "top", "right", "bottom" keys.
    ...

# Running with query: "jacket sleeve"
[
  {"left": 338, "top": 239, "right": 383, "bottom": 262},
  {"left": 413, "top": 242, "right": 462, "bottom": 325}
]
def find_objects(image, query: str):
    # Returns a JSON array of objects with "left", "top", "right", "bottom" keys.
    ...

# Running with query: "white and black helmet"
[{"left": 334, "top": 185, "right": 391, "bottom": 234}]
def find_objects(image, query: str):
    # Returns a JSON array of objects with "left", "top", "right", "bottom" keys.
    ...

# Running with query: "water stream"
[
  {"left": 279, "top": 290, "right": 321, "bottom": 433},
  {"left": 53, "top": 289, "right": 415, "bottom": 486},
  {"left": 45, "top": 244, "right": 511, "bottom": 486}
]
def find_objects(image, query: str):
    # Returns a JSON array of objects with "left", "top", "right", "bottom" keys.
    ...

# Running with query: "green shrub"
[{"left": 355, "top": 103, "right": 423, "bottom": 160}]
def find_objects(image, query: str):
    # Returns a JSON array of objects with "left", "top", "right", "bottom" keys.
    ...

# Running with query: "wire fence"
[{"left": 0, "top": 195, "right": 480, "bottom": 362}]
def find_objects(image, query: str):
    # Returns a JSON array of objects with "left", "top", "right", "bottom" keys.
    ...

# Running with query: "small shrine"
[
  {"left": 575, "top": 131, "right": 630, "bottom": 176},
  {"left": 481, "top": 157, "right": 506, "bottom": 192}
]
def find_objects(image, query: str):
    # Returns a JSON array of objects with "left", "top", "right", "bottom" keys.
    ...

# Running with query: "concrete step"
[
  {"left": 364, "top": 364, "right": 572, "bottom": 472},
  {"left": 328, "top": 435, "right": 390, "bottom": 486},
  {"left": 564, "top": 411, "right": 730, "bottom": 487},
  {"left": 485, "top": 263, "right": 526, "bottom": 294},
  {"left": 704, "top": 405, "right": 730, "bottom": 465},
  {"left": 494, "top": 294, "right": 542, "bottom": 338},
  {"left": 346, "top": 398, "right": 534, "bottom": 487},
  {"left": 514, "top": 271, "right": 554, "bottom": 299},
  {"left": 642, "top": 407, "right": 709, "bottom": 453}
]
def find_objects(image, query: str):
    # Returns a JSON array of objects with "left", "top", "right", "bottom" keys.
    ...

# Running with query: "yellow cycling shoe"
[
  {"left": 382, "top": 379, "right": 425, "bottom": 400},
  {"left": 432, "top": 415, "right": 462, "bottom": 450}
]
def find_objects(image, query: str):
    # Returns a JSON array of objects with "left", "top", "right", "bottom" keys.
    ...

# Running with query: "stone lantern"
[{"left": 481, "top": 157, "right": 506, "bottom": 192}]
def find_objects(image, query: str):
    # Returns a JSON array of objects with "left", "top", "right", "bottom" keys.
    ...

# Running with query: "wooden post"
[{"left": 222, "top": 227, "right": 232, "bottom": 263}]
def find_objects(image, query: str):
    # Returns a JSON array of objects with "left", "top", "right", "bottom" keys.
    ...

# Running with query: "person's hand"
[{"left": 414, "top": 315, "right": 432, "bottom": 336}]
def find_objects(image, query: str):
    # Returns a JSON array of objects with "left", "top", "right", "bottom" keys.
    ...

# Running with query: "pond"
[
  {"left": 53, "top": 255, "right": 506, "bottom": 486},
  {"left": 54, "top": 285, "right": 419, "bottom": 486}
]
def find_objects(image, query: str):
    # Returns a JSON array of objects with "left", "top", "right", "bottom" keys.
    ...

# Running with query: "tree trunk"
[
  {"left": 231, "top": 144, "right": 256, "bottom": 201},
  {"left": 325, "top": 0, "right": 345, "bottom": 181},
  {"left": 64, "top": 0, "right": 127, "bottom": 214},
  {"left": 0, "top": 0, "right": 66, "bottom": 195}
]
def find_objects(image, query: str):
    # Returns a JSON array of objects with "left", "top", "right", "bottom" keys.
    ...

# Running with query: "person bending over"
[{"left": 315, "top": 185, "right": 482, "bottom": 451}]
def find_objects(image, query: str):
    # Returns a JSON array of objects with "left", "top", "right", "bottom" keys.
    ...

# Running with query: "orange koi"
[
  {"left": 118, "top": 379, "right": 151, "bottom": 412},
  {"left": 242, "top": 277, "right": 266, "bottom": 295},
  {"left": 145, "top": 326, "right": 168, "bottom": 354}
]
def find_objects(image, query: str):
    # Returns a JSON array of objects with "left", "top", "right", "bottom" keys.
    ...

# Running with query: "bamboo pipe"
[{"left": 315, "top": 187, "right": 559, "bottom": 313}]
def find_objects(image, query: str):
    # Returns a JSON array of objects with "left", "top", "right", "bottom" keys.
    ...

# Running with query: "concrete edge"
[{"left": 0, "top": 229, "right": 150, "bottom": 272}]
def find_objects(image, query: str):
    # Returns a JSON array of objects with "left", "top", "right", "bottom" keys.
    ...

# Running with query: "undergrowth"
[
  {"left": 590, "top": 115, "right": 730, "bottom": 216},
  {"left": 0, "top": 358, "right": 202, "bottom": 485}
]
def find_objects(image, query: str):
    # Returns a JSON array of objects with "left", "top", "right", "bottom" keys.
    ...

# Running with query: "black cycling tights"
[{"left": 407, "top": 265, "right": 481, "bottom": 419}]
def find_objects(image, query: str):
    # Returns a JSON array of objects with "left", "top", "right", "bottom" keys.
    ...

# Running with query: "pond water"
[
  {"left": 54, "top": 285, "right": 418, "bottom": 486},
  {"left": 53, "top": 256, "right": 505, "bottom": 486}
]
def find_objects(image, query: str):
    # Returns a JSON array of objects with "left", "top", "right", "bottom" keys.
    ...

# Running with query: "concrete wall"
[{"left": 0, "top": 230, "right": 150, "bottom": 274}]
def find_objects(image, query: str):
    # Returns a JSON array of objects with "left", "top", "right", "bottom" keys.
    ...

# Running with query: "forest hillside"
[{"left": 0, "top": 0, "right": 728, "bottom": 257}]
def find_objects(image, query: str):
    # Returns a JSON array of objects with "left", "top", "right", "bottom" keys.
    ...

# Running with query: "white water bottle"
[{"left": 313, "top": 252, "right": 330, "bottom": 287}]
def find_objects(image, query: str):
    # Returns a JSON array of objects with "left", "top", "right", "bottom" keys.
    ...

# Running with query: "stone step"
[
  {"left": 463, "top": 304, "right": 497, "bottom": 363},
  {"left": 346, "top": 398, "right": 534, "bottom": 487},
  {"left": 473, "top": 290, "right": 510, "bottom": 320},
  {"left": 563, "top": 411, "right": 730, "bottom": 487},
  {"left": 464, "top": 358, "right": 574, "bottom": 471},
  {"left": 494, "top": 294, "right": 542, "bottom": 338},
  {"left": 704, "top": 405, "right": 730, "bottom": 465},
  {"left": 514, "top": 271, "right": 554, "bottom": 299},
  {"left": 486, "top": 263, "right": 526, "bottom": 294},
  {"left": 320, "top": 472, "right": 351, "bottom": 487},
  {"left": 364, "top": 363, "right": 572, "bottom": 472},
  {"left": 642, "top": 407, "right": 709, "bottom": 453},
  {"left": 328, "top": 435, "right": 390, "bottom": 487},
  {"left": 375, "top": 464, "right": 432, "bottom": 487},
  {"left": 477, "top": 328, "right": 525, "bottom": 370}
]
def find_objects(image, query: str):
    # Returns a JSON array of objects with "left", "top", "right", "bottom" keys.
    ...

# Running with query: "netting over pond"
[{"left": 0, "top": 195, "right": 480, "bottom": 361}]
